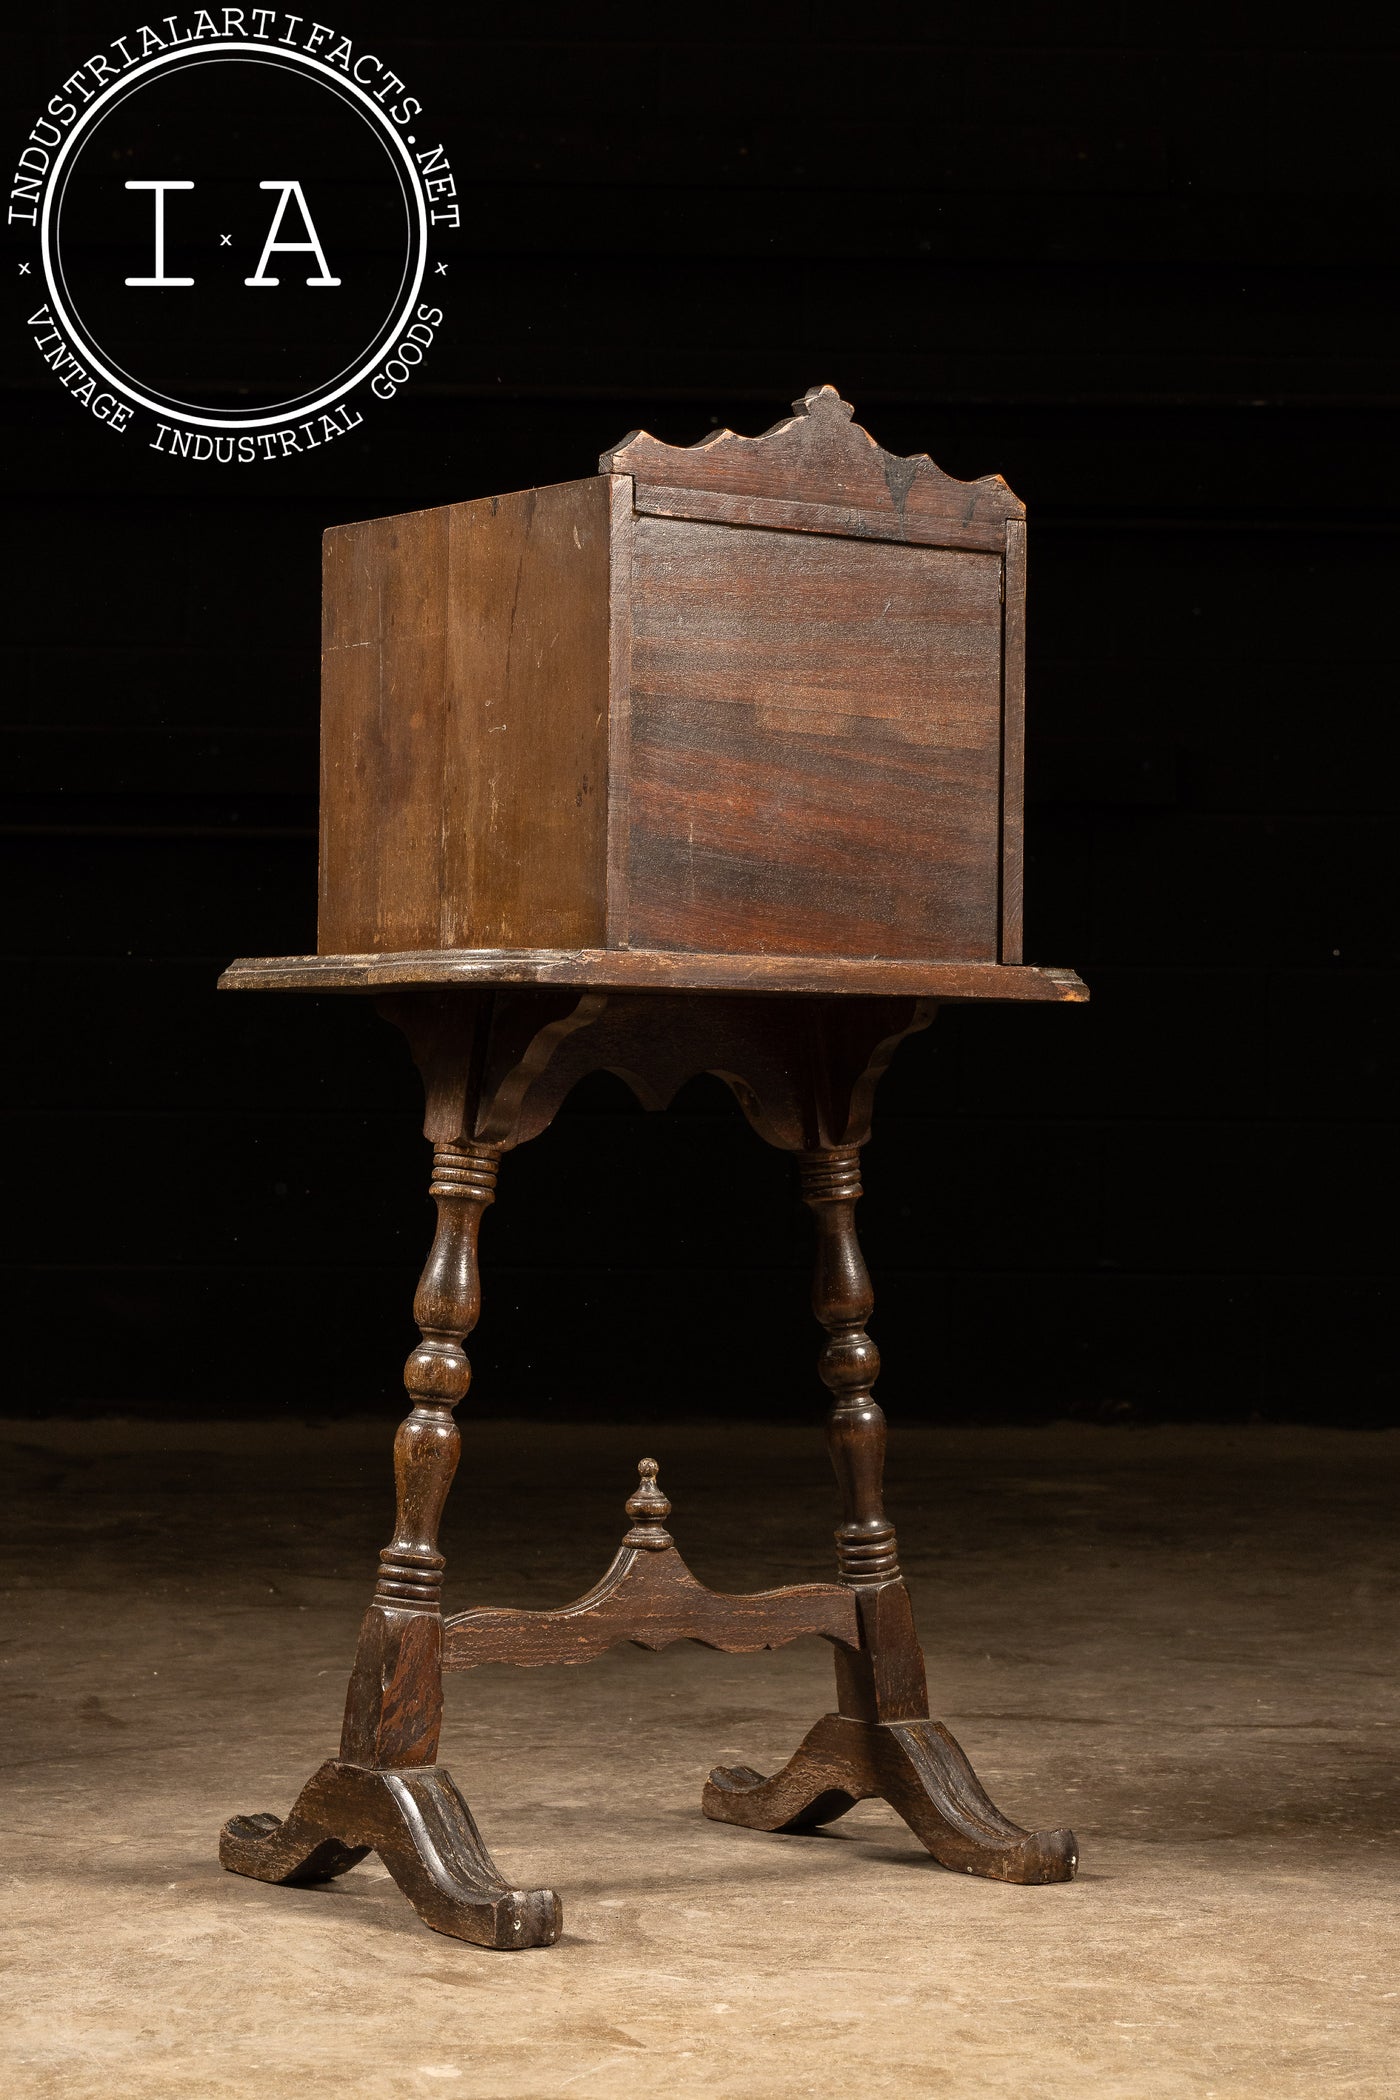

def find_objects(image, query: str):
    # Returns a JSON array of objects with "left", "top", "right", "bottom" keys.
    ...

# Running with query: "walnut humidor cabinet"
[{"left": 218, "top": 387, "right": 1086, "bottom": 1947}]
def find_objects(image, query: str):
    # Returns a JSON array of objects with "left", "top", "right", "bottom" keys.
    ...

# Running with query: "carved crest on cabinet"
[{"left": 600, "top": 383, "right": 1023, "bottom": 546}]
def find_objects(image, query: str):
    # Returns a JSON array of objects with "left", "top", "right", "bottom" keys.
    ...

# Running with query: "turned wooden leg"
[
  {"left": 338, "top": 1138, "right": 499, "bottom": 1770},
  {"left": 221, "top": 1135, "right": 561, "bottom": 1947},
  {"left": 704, "top": 1142, "right": 1078, "bottom": 1886},
  {"left": 801, "top": 1143, "right": 929, "bottom": 1725}
]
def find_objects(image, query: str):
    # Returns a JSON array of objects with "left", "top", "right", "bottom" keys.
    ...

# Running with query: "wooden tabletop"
[{"left": 218, "top": 949, "right": 1087, "bottom": 1001}]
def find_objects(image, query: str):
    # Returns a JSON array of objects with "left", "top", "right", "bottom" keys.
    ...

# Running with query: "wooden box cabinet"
[
  {"left": 318, "top": 384, "right": 1028, "bottom": 971},
  {"left": 218, "top": 389, "right": 1085, "bottom": 1951}
]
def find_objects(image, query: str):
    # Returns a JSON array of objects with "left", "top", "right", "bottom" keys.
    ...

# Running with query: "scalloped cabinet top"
[
  {"left": 600, "top": 384, "right": 1023, "bottom": 551},
  {"left": 318, "top": 386, "right": 1031, "bottom": 971}
]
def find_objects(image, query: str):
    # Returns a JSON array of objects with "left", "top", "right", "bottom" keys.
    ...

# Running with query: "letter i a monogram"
[
  {"left": 34, "top": 38, "right": 439, "bottom": 444},
  {"left": 124, "top": 180, "right": 195, "bottom": 286},
  {"left": 244, "top": 181, "right": 341, "bottom": 287},
  {"left": 123, "top": 179, "right": 341, "bottom": 289}
]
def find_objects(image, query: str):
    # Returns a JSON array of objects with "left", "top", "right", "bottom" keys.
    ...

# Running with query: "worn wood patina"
[{"left": 218, "top": 388, "right": 1084, "bottom": 1945}]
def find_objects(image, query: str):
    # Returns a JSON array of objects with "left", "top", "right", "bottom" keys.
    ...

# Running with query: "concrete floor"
[{"left": 2, "top": 1419, "right": 1397, "bottom": 2099}]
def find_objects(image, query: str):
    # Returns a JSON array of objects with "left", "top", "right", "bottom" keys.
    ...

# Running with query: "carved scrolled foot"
[
  {"left": 703, "top": 1741, "right": 864, "bottom": 1834},
  {"left": 703, "top": 1714, "right": 1078, "bottom": 1885},
  {"left": 875, "top": 1718, "right": 1078, "bottom": 1884},
  {"left": 705, "top": 1755, "right": 860, "bottom": 1839},
  {"left": 220, "top": 1759, "right": 562, "bottom": 1948},
  {"left": 219, "top": 1805, "right": 371, "bottom": 1885}
]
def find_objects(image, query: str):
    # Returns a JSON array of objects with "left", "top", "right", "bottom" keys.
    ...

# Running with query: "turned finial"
[{"left": 624, "top": 1458, "right": 673, "bottom": 1549}]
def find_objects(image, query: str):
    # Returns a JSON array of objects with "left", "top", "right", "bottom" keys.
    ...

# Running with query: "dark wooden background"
[{"left": 5, "top": 10, "right": 1395, "bottom": 1423}]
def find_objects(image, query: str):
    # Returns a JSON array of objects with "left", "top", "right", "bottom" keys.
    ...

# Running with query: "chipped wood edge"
[{"left": 218, "top": 949, "right": 1088, "bottom": 1001}]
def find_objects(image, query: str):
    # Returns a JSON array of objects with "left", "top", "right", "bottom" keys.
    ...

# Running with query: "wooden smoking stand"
[{"left": 217, "top": 387, "right": 1086, "bottom": 1947}]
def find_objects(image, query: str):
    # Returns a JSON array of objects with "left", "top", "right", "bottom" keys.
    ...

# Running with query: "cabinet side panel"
[
  {"left": 442, "top": 478, "right": 611, "bottom": 948},
  {"left": 1001, "top": 519, "right": 1026, "bottom": 964},
  {"left": 625, "top": 517, "right": 1003, "bottom": 961},
  {"left": 604, "top": 477, "right": 634, "bottom": 946},
  {"left": 319, "top": 508, "right": 449, "bottom": 953}
]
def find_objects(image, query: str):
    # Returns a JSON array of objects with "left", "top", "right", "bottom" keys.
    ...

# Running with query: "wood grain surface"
[
  {"left": 629, "top": 480, "right": 1009, "bottom": 553},
  {"left": 219, "top": 975, "right": 1081, "bottom": 1944},
  {"left": 220, "top": 1760, "right": 562, "bottom": 1948},
  {"left": 1000, "top": 518, "right": 1028, "bottom": 964},
  {"left": 219, "top": 949, "right": 1086, "bottom": 999},
  {"left": 625, "top": 515, "right": 1005, "bottom": 958},
  {"left": 319, "top": 478, "right": 616, "bottom": 955},
  {"left": 315, "top": 386, "right": 1034, "bottom": 971},
  {"left": 443, "top": 1459, "right": 859, "bottom": 1669},
  {"left": 319, "top": 503, "right": 450, "bottom": 954},
  {"left": 703, "top": 1713, "right": 1078, "bottom": 1885},
  {"left": 602, "top": 383, "right": 1022, "bottom": 547}
]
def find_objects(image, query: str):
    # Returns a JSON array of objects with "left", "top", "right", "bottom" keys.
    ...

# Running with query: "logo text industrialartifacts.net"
[{"left": 11, "top": 10, "right": 456, "bottom": 461}]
